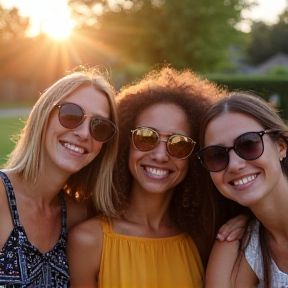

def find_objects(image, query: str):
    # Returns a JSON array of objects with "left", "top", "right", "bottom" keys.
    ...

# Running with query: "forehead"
[
  {"left": 135, "top": 103, "right": 190, "bottom": 135},
  {"left": 204, "top": 112, "right": 264, "bottom": 146},
  {"left": 61, "top": 85, "right": 110, "bottom": 118}
]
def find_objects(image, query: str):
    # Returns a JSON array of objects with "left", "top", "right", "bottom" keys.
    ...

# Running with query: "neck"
[{"left": 7, "top": 170, "right": 67, "bottom": 204}]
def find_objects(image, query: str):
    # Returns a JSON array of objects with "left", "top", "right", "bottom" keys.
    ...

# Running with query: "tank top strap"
[
  {"left": 0, "top": 170, "right": 21, "bottom": 227},
  {"left": 100, "top": 217, "right": 113, "bottom": 234},
  {"left": 58, "top": 191, "right": 67, "bottom": 234}
]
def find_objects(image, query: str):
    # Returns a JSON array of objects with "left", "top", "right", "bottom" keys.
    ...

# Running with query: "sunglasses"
[
  {"left": 131, "top": 126, "right": 196, "bottom": 159},
  {"left": 197, "top": 131, "right": 273, "bottom": 172},
  {"left": 56, "top": 102, "right": 117, "bottom": 142}
]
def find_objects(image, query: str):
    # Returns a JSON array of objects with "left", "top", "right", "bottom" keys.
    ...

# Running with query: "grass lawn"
[{"left": 0, "top": 117, "right": 27, "bottom": 168}]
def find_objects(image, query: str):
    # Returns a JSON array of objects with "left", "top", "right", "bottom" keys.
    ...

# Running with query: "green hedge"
[{"left": 206, "top": 74, "right": 288, "bottom": 119}]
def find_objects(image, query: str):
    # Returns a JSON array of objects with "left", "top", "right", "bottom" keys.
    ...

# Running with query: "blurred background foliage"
[
  {"left": 0, "top": 0, "right": 288, "bottom": 111},
  {"left": 68, "top": 0, "right": 249, "bottom": 73}
]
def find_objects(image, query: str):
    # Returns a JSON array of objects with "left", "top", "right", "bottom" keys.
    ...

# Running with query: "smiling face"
[
  {"left": 44, "top": 84, "right": 111, "bottom": 176},
  {"left": 204, "top": 112, "right": 287, "bottom": 208},
  {"left": 128, "top": 103, "right": 192, "bottom": 195}
]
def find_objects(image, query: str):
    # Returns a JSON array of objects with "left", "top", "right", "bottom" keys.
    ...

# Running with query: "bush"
[{"left": 206, "top": 74, "right": 288, "bottom": 119}]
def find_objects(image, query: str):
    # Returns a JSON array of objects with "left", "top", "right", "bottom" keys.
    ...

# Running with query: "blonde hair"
[{"left": 5, "top": 67, "right": 119, "bottom": 216}]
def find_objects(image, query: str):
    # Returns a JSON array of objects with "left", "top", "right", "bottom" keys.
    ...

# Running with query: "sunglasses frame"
[
  {"left": 56, "top": 102, "right": 117, "bottom": 143},
  {"left": 197, "top": 130, "right": 273, "bottom": 172},
  {"left": 131, "top": 126, "right": 196, "bottom": 160}
]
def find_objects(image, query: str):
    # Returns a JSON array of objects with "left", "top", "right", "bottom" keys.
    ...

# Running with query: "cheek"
[
  {"left": 210, "top": 173, "right": 224, "bottom": 191},
  {"left": 128, "top": 146, "right": 139, "bottom": 175},
  {"left": 91, "top": 142, "right": 104, "bottom": 158},
  {"left": 44, "top": 121, "right": 58, "bottom": 151},
  {"left": 46, "top": 112, "right": 62, "bottom": 138},
  {"left": 176, "top": 159, "right": 189, "bottom": 180}
]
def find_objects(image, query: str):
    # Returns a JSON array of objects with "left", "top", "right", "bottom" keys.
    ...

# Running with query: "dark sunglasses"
[
  {"left": 56, "top": 102, "right": 117, "bottom": 142},
  {"left": 131, "top": 126, "right": 196, "bottom": 159},
  {"left": 197, "top": 131, "right": 273, "bottom": 172}
]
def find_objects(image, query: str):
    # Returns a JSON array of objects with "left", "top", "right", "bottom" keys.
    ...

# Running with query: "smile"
[
  {"left": 145, "top": 167, "right": 169, "bottom": 176},
  {"left": 63, "top": 142, "right": 86, "bottom": 154},
  {"left": 233, "top": 174, "right": 257, "bottom": 186}
]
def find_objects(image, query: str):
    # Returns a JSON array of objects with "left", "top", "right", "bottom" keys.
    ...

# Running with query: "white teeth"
[
  {"left": 234, "top": 174, "right": 257, "bottom": 186},
  {"left": 146, "top": 167, "right": 169, "bottom": 176},
  {"left": 64, "top": 143, "right": 85, "bottom": 154}
]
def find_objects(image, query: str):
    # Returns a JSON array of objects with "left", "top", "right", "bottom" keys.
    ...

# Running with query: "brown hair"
[
  {"left": 114, "top": 66, "right": 234, "bottom": 265},
  {"left": 199, "top": 91, "right": 288, "bottom": 285}
]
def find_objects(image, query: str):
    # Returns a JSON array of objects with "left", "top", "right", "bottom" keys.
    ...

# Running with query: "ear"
[{"left": 277, "top": 137, "right": 287, "bottom": 161}]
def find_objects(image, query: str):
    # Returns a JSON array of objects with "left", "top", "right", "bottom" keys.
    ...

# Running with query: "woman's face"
[
  {"left": 204, "top": 111, "right": 287, "bottom": 208},
  {"left": 128, "top": 103, "right": 192, "bottom": 195},
  {"left": 45, "top": 84, "right": 111, "bottom": 176}
]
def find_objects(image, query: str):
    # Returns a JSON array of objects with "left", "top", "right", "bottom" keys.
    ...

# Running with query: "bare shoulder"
[
  {"left": 205, "top": 240, "right": 258, "bottom": 288},
  {"left": 208, "top": 239, "right": 240, "bottom": 269},
  {"left": 67, "top": 217, "right": 104, "bottom": 287},
  {"left": 234, "top": 251, "right": 258, "bottom": 287},
  {"left": 212, "top": 238, "right": 240, "bottom": 254},
  {"left": 68, "top": 217, "right": 103, "bottom": 247},
  {"left": 63, "top": 193, "right": 93, "bottom": 230},
  {"left": 205, "top": 240, "right": 240, "bottom": 288},
  {"left": 67, "top": 217, "right": 104, "bottom": 265}
]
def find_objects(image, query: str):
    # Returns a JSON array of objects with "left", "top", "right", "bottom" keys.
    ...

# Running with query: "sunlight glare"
[
  {"left": 42, "top": 16, "right": 75, "bottom": 40},
  {"left": 0, "top": 0, "right": 75, "bottom": 39}
]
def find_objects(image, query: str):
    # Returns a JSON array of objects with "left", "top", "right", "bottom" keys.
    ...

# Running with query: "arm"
[
  {"left": 67, "top": 218, "right": 103, "bottom": 288},
  {"left": 217, "top": 214, "right": 251, "bottom": 242},
  {"left": 205, "top": 240, "right": 258, "bottom": 288},
  {"left": 205, "top": 240, "right": 239, "bottom": 288}
]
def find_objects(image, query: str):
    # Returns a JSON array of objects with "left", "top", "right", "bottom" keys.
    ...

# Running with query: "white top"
[{"left": 245, "top": 219, "right": 288, "bottom": 288}]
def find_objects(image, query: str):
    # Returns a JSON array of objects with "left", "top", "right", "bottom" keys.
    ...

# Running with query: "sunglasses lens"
[
  {"left": 132, "top": 128, "right": 158, "bottom": 151},
  {"left": 200, "top": 146, "right": 229, "bottom": 172},
  {"left": 200, "top": 132, "right": 265, "bottom": 172},
  {"left": 90, "top": 119, "right": 116, "bottom": 142},
  {"left": 235, "top": 133, "right": 263, "bottom": 160},
  {"left": 59, "top": 103, "right": 84, "bottom": 129},
  {"left": 167, "top": 135, "right": 195, "bottom": 159}
]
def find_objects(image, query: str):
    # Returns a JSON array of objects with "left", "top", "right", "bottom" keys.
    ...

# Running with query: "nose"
[
  {"left": 73, "top": 118, "right": 90, "bottom": 140},
  {"left": 226, "top": 149, "right": 246, "bottom": 171},
  {"left": 150, "top": 140, "right": 169, "bottom": 162}
]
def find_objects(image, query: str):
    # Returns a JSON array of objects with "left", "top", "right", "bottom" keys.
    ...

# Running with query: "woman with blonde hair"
[{"left": 0, "top": 67, "right": 118, "bottom": 287}]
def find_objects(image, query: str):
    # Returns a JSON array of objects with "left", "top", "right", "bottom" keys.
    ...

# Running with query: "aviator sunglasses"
[
  {"left": 131, "top": 126, "right": 196, "bottom": 159},
  {"left": 56, "top": 102, "right": 117, "bottom": 142},
  {"left": 197, "top": 130, "right": 273, "bottom": 172}
]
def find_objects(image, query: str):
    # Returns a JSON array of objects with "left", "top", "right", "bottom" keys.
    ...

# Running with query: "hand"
[{"left": 216, "top": 214, "right": 250, "bottom": 242}]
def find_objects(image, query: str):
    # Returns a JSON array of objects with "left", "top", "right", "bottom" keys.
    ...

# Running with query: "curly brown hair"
[{"left": 114, "top": 66, "right": 232, "bottom": 265}]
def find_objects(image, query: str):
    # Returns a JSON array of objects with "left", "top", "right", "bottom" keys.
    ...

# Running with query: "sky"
[
  {"left": 0, "top": 0, "right": 287, "bottom": 37},
  {"left": 243, "top": 0, "right": 287, "bottom": 26},
  {"left": 0, "top": 0, "right": 74, "bottom": 38}
]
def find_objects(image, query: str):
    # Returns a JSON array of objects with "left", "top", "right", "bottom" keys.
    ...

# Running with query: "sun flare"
[{"left": 41, "top": 16, "right": 75, "bottom": 40}]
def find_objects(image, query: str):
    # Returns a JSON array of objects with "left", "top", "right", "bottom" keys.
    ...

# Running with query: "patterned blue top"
[{"left": 0, "top": 171, "right": 69, "bottom": 287}]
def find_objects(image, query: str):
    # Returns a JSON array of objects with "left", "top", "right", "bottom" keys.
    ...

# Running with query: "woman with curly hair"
[{"left": 67, "top": 67, "right": 247, "bottom": 288}]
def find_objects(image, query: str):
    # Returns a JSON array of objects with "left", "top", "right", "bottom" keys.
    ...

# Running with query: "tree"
[
  {"left": 0, "top": 6, "right": 30, "bottom": 40},
  {"left": 68, "top": 0, "right": 251, "bottom": 73},
  {"left": 246, "top": 10, "right": 288, "bottom": 65}
]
